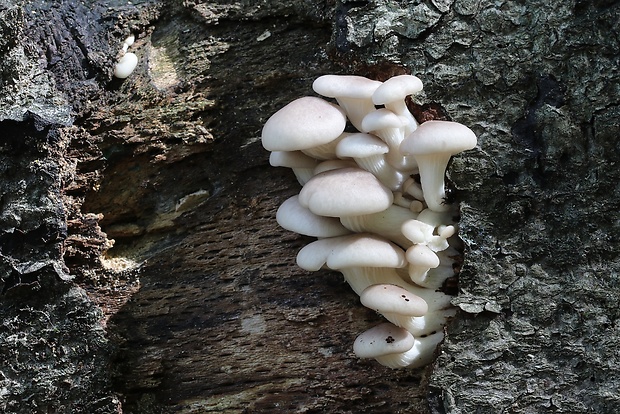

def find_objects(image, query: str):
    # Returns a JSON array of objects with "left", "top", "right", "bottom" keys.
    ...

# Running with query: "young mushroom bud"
[{"left": 406, "top": 244, "right": 441, "bottom": 285}]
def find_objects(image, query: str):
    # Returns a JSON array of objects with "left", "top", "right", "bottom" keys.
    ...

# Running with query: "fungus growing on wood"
[{"left": 260, "top": 73, "right": 477, "bottom": 369}]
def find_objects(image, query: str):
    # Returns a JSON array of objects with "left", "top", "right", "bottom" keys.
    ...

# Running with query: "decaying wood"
[{"left": 1, "top": 0, "right": 619, "bottom": 413}]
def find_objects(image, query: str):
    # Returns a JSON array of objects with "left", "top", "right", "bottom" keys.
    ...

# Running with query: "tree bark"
[{"left": 1, "top": 0, "right": 619, "bottom": 413}]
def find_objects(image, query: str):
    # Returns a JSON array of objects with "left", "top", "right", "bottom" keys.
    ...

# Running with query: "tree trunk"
[{"left": 1, "top": 0, "right": 619, "bottom": 413}]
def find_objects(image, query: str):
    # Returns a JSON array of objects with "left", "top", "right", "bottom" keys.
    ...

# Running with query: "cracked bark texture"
[{"left": 0, "top": 0, "right": 618, "bottom": 413}]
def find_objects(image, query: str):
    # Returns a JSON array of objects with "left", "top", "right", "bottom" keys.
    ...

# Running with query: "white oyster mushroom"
[
  {"left": 298, "top": 168, "right": 393, "bottom": 217},
  {"left": 400, "top": 120, "right": 477, "bottom": 212},
  {"left": 335, "top": 133, "right": 406, "bottom": 190},
  {"left": 353, "top": 323, "right": 416, "bottom": 368},
  {"left": 114, "top": 52, "right": 138, "bottom": 79},
  {"left": 268, "top": 151, "right": 318, "bottom": 185},
  {"left": 372, "top": 74, "right": 423, "bottom": 136},
  {"left": 361, "top": 109, "right": 417, "bottom": 171},
  {"left": 339, "top": 204, "right": 418, "bottom": 248},
  {"left": 276, "top": 195, "right": 351, "bottom": 238},
  {"left": 406, "top": 244, "right": 441, "bottom": 285},
  {"left": 360, "top": 284, "right": 428, "bottom": 330},
  {"left": 312, "top": 75, "right": 382, "bottom": 131},
  {"left": 261, "top": 96, "right": 347, "bottom": 152}
]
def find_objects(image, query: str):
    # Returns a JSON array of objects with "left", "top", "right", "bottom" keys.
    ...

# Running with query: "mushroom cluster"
[{"left": 261, "top": 74, "right": 477, "bottom": 369}]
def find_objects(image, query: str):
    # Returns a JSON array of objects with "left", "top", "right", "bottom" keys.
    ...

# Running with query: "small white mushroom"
[
  {"left": 268, "top": 151, "right": 319, "bottom": 185},
  {"left": 312, "top": 75, "right": 382, "bottom": 131},
  {"left": 335, "top": 133, "right": 406, "bottom": 190},
  {"left": 372, "top": 74, "right": 423, "bottom": 136},
  {"left": 360, "top": 284, "right": 428, "bottom": 330},
  {"left": 276, "top": 195, "right": 351, "bottom": 238},
  {"left": 406, "top": 244, "right": 440, "bottom": 285},
  {"left": 400, "top": 120, "right": 477, "bottom": 212},
  {"left": 114, "top": 52, "right": 138, "bottom": 79},
  {"left": 361, "top": 109, "right": 416, "bottom": 171},
  {"left": 340, "top": 204, "right": 418, "bottom": 248},
  {"left": 353, "top": 323, "right": 416, "bottom": 368}
]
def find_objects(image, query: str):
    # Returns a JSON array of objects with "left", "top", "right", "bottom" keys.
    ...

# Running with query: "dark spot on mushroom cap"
[{"left": 385, "top": 336, "right": 395, "bottom": 343}]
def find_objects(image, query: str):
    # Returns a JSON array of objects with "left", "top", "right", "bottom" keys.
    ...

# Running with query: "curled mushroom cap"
[
  {"left": 360, "top": 284, "right": 428, "bottom": 317},
  {"left": 353, "top": 323, "right": 415, "bottom": 368},
  {"left": 312, "top": 75, "right": 382, "bottom": 131},
  {"left": 298, "top": 167, "right": 393, "bottom": 217},
  {"left": 400, "top": 120, "right": 477, "bottom": 212},
  {"left": 261, "top": 97, "right": 347, "bottom": 151},
  {"left": 276, "top": 195, "right": 351, "bottom": 238},
  {"left": 406, "top": 244, "right": 440, "bottom": 285}
]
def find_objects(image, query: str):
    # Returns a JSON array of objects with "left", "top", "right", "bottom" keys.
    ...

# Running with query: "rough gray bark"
[{"left": 0, "top": 0, "right": 619, "bottom": 413}]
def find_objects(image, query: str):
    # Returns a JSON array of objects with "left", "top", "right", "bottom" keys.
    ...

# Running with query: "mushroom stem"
[
  {"left": 414, "top": 154, "right": 452, "bottom": 212},
  {"left": 385, "top": 100, "right": 418, "bottom": 136}
]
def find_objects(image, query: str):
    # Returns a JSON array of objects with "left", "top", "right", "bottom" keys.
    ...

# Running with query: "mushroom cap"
[
  {"left": 313, "top": 75, "right": 382, "bottom": 99},
  {"left": 313, "top": 159, "right": 359, "bottom": 175},
  {"left": 269, "top": 151, "right": 319, "bottom": 169},
  {"left": 360, "top": 284, "right": 428, "bottom": 316},
  {"left": 406, "top": 244, "right": 440, "bottom": 268},
  {"left": 401, "top": 219, "right": 435, "bottom": 245},
  {"left": 276, "top": 195, "right": 351, "bottom": 238},
  {"left": 114, "top": 52, "right": 138, "bottom": 79},
  {"left": 298, "top": 167, "right": 393, "bottom": 217},
  {"left": 261, "top": 97, "right": 347, "bottom": 151},
  {"left": 372, "top": 75, "right": 423, "bottom": 105},
  {"left": 296, "top": 233, "right": 406, "bottom": 271},
  {"left": 361, "top": 109, "right": 407, "bottom": 133},
  {"left": 353, "top": 323, "right": 415, "bottom": 359},
  {"left": 400, "top": 120, "right": 477, "bottom": 156},
  {"left": 335, "top": 133, "right": 389, "bottom": 158}
]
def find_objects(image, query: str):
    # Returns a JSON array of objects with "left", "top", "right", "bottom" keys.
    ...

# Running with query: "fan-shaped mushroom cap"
[
  {"left": 296, "top": 233, "right": 406, "bottom": 271},
  {"left": 372, "top": 75, "right": 423, "bottom": 136},
  {"left": 353, "top": 323, "right": 415, "bottom": 368},
  {"left": 312, "top": 75, "right": 382, "bottom": 131},
  {"left": 298, "top": 168, "right": 393, "bottom": 217},
  {"left": 372, "top": 75, "right": 424, "bottom": 107},
  {"left": 360, "top": 284, "right": 428, "bottom": 317},
  {"left": 276, "top": 196, "right": 351, "bottom": 238},
  {"left": 261, "top": 97, "right": 347, "bottom": 151},
  {"left": 336, "top": 133, "right": 389, "bottom": 159}
]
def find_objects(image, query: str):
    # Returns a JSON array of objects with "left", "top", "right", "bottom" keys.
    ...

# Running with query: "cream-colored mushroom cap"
[
  {"left": 296, "top": 233, "right": 406, "bottom": 271},
  {"left": 372, "top": 75, "right": 424, "bottom": 106},
  {"left": 353, "top": 323, "right": 414, "bottom": 359},
  {"left": 400, "top": 120, "right": 477, "bottom": 212},
  {"left": 298, "top": 168, "right": 393, "bottom": 217},
  {"left": 406, "top": 244, "right": 440, "bottom": 268},
  {"left": 400, "top": 120, "right": 477, "bottom": 156},
  {"left": 335, "top": 133, "right": 389, "bottom": 158},
  {"left": 276, "top": 196, "right": 351, "bottom": 238},
  {"left": 313, "top": 75, "right": 382, "bottom": 99},
  {"left": 360, "top": 284, "right": 428, "bottom": 316},
  {"left": 261, "top": 97, "right": 347, "bottom": 151}
]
